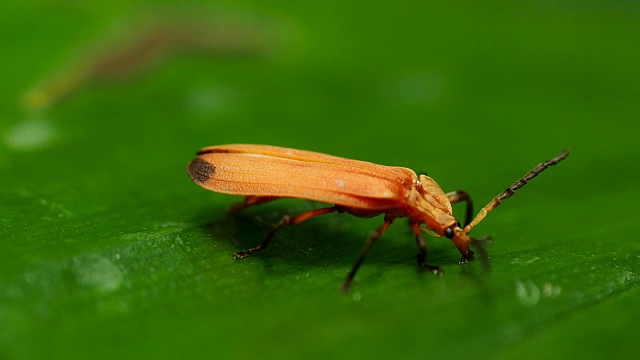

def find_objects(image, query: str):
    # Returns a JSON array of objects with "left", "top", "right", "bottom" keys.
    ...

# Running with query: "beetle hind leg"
[
  {"left": 229, "top": 196, "right": 279, "bottom": 212},
  {"left": 233, "top": 206, "right": 338, "bottom": 259}
]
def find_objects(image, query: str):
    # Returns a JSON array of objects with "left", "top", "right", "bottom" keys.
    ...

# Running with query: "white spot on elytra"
[
  {"left": 336, "top": 179, "right": 345, "bottom": 189},
  {"left": 515, "top": 280, "right": 540, "bottom": 307},
  {"left": 77, "top": 258, "right": 123, "bottom": 293},
  {"left": 4, "top": 120, "right": 56, "bottom": 151}
]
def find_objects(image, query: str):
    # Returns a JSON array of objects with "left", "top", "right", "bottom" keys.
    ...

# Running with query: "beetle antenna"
[{"left": 463, "top": 150, "right": 570, "bottom": 233}]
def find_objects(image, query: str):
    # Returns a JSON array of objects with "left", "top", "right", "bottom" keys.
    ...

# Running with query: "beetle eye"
[{"left": 445, "top": 227, "right": 455, "bottom": 239}]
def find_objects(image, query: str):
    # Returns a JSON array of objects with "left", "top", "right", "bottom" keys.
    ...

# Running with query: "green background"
[{"left": 2, "top": 1, "right": 639, "bottom": 359}]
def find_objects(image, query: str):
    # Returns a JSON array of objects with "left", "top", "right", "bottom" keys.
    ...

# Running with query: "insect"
[{"left": 187, "top": 144, "right": 569, "bottom": 292}]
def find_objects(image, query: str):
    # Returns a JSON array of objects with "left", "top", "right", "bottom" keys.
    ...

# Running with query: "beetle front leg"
[
  {"left": 410, "top": 223, "right": 443, "bottom": 274},
  {"left": 451, "top": 235, "right": 474, "bottom": 264}
]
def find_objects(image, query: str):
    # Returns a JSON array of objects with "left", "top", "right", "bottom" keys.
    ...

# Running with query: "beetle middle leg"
[
  {"left": 233, "top": 206, "right": 338, "bottom": 259},
  {"left": 410, "top": 222, "right": 443, "bottom": 274},
  {"left": 341, "top": 214, "right": 395, "bottom": 293},
  {"left": 446, "top": 190, "right": 473, "bottom": 227}
]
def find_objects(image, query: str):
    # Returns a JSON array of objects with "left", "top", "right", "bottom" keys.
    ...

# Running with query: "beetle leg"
[
  {"left": 410, "top": 223, "right": 443, "bottom": 274},
  {"left": 228, "top": 196, "right": 279, "bottom": 212},
  {"left": 445, "top": 190, "right": 473, "bottom": 227},
  {"left": 451, "top": 235, "right": 475, "bottom": 264},
  {"left": 233, "top": 206, "right": 338, "bottom": 259},
  {"left": 341, "top": 214, "right": 395, "bottom": 293}
]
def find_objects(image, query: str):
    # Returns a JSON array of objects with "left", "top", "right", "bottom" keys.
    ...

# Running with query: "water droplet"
[
  {"left": 4, "top": 120, "right": 56, "bottom": 151},
  {"left": 76, "top": 258, "right": 123, "bottom": 293},
  {"left": 515, "top": 280, "right": 540, "bottom": 306}
]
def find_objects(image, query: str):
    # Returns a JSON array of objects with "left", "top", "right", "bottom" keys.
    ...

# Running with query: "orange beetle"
[{"left": 188, "top": 144, "right": 569, "bottom": 291}]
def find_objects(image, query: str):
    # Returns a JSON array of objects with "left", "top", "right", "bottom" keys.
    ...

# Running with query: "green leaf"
[{"left": 2, "top": 1, "right": 639, "bottom": 359}]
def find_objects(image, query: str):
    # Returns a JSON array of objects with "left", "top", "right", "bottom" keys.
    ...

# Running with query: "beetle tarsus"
[
  {"left": 234, "top": 207, "right": 338, "bottom": 261},
  {"left": 458, "top": 250, "right": 475, "bottom": 264},
  {"left": 420, "top": 261, "right": 443, "bottom": 274},
  {"left": 415, "top": 252, "right": 442, "bottom": 273},
  {"left": 409, "top": 222, "right": 443, "bottom": 274},
  {"left": 427, "top": 265, "right": 444, "bottom": 275},
  {"left": 341, "top": 278, "right": 353, "bottom": 294},
  {"left": 233, "top": 247, "right": 263, "bottom": 259},
  {"left": 232, "top": 215, "right": 292, "bottom": 259}
]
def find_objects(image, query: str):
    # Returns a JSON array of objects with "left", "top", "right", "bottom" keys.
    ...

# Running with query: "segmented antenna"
[{"left": 464, "top": 150, "right": 570, "bottom": 233}]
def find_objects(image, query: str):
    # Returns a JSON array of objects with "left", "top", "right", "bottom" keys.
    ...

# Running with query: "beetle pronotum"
[{"left": 187, "top": 144, "right": 569, "bottom": 292}]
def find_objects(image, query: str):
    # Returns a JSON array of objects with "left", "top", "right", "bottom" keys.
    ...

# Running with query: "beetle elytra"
[{"left": 188, "top": 144, "right": 569, "bottom": 292}]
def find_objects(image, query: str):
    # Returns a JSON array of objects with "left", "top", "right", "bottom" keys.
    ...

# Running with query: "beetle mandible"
[{"left": 187, "top": 144, "right": 569, "bottom": 292}]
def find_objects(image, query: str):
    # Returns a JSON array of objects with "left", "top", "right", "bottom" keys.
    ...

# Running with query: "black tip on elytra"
[{"left": 187, "top": 157, "right": 215, "bottom": 183}]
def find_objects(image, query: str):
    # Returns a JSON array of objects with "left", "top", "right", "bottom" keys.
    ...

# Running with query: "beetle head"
[{"left": 446, "top": 225, "right": 491, "bottom": 267}]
